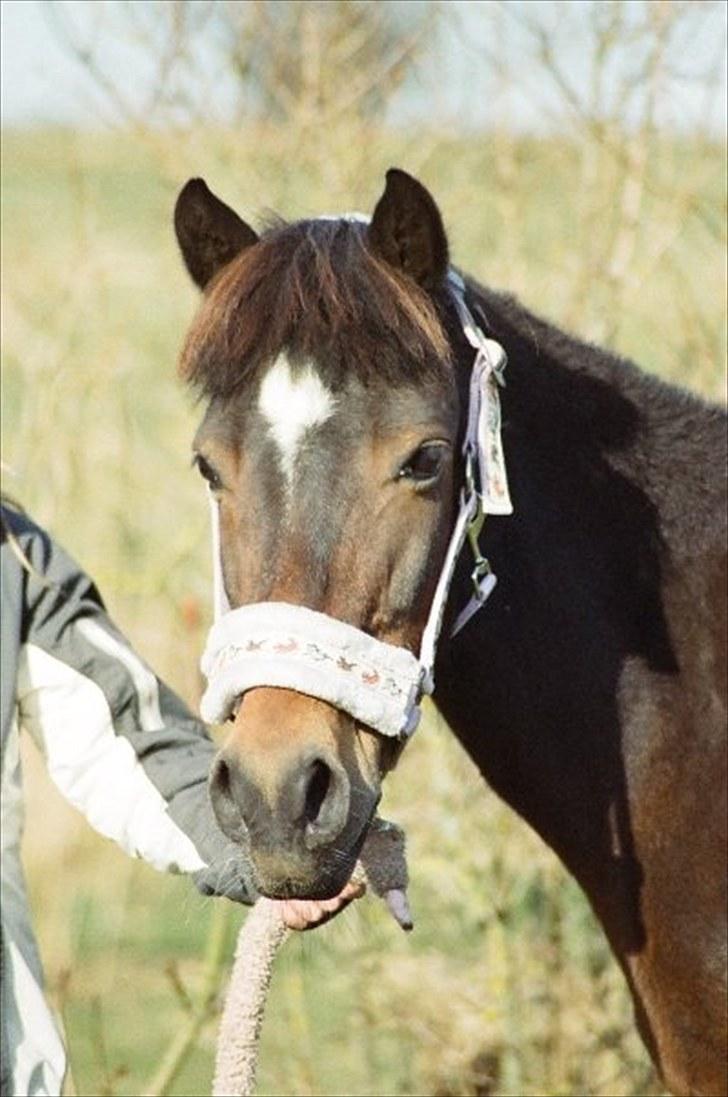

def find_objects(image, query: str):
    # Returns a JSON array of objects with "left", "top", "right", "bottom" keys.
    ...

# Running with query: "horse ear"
[
  {"left": 174, "top": 178, "right": 259, "bottom": 290},
  {"left": 367, "top": 168, "right": 449, "bottom": 291}
]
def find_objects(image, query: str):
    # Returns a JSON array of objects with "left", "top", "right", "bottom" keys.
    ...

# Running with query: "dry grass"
[{"left": 3, "top": 122, "right": 723, "bottom": 1096}]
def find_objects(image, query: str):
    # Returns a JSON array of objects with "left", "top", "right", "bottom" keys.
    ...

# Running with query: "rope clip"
[{"left": 463, "top": 452, "right": 493, "bottom": 602}]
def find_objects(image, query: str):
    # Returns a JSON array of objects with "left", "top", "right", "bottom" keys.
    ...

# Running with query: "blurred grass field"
[{"left": 2, "top": 124, "right": 724, "bottom": 1097}]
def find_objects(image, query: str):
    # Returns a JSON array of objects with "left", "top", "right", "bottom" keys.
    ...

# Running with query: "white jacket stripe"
[
  {"left": 75, "top": 617, "right": 164, "bottom": 730},
  {"left": 17, "top": 644, "right": 205, "bottom": 873}
]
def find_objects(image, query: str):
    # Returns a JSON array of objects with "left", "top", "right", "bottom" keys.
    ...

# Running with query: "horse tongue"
[{"left": 354, "top": 816, "right": 413, "bottom": 931}]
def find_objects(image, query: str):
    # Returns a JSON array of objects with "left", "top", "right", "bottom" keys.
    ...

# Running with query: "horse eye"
[
  {"left": 398, "top": 443, "right": 447, "bottom": 484},
  {"left": 195, "top": 454, "right": 223, "bottom": 491}
]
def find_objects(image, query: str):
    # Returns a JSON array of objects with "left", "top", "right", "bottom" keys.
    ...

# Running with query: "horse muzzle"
[{"left": 208, "top": 688, "right": 380, "bottom": 899}]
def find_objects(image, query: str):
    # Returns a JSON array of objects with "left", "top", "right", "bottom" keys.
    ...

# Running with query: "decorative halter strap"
[{"left": 199, "top": 267, "right": 513, "bottom": 739}]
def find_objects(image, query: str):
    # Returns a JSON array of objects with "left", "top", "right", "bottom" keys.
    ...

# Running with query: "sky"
[{"left": 1, "top": 0, "right": 726, "bottom": 134}]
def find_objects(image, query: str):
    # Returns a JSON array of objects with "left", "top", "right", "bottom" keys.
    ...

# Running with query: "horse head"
[{"left": 175, "top": 170, "right": 469, "bottom": 899}]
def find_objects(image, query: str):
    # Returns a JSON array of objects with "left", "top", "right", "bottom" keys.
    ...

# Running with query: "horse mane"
[{"left": 179, "top": 218, "right": 450, "bottom": 399}]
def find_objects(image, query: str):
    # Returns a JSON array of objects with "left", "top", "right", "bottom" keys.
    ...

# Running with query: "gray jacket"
[{"left": 0, "top": 504, "right": 253, "bottom": 1097}]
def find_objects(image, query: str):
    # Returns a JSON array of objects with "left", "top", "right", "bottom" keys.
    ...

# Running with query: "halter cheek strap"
[{"left": 199, "top": 270, "right": 513, "bottom": 739}]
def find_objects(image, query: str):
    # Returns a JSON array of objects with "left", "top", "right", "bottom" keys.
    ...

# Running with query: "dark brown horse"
[{"left": 173, "top": 169, "right": 727, "bottom": 1096}]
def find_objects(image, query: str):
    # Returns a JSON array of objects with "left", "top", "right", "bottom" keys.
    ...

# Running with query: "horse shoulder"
[{"left": 618, "top": 546, "right": 727, "bottom": 1096}]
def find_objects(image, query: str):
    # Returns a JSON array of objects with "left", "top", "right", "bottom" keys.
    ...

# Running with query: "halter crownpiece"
[{"left": 200, "top": 259, "right": 513, "bottom": 740}]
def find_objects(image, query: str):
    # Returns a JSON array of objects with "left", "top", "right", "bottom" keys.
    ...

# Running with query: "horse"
[{"left": 172, "top": 169, "right": 727, "bottom": 1096}]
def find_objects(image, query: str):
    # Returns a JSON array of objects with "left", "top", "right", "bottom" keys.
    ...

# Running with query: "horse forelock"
[{"left": 178, "top": 218, "right": 451, "bottom": 401}]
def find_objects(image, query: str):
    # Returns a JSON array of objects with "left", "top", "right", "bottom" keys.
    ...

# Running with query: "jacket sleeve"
[{"left": 7, "top": 507, "right": 254, "bottom": 904}]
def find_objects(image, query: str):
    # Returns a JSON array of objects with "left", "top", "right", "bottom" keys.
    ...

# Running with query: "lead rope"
[{"left": 211, "top": 818, "right": 411, "bottom": 1097}]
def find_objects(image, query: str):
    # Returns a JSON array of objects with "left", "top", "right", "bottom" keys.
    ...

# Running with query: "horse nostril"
[
  {"left": 304, "top": 759, "right": 332, "bottom": 825},
  {"left": 210, "top": 746, "right": 350, "bottom": 853},
  {"left": 300, "top": 755, "right": 350, "bottom": 850},
  {"left": 214, "top": 756, "right": 231, "bottom": 797},
  {"left": 209, "top": 754, "right": 248, "bottom": 843}
]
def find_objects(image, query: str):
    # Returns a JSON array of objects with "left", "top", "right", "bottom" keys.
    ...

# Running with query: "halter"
[{"left": 199, "top": 263, "right": 513, "bottom": 739}]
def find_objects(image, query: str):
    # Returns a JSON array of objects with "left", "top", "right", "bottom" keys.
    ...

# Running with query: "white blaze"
[{"left": 258, "top": 356, "right": 335, "bottom": 486}]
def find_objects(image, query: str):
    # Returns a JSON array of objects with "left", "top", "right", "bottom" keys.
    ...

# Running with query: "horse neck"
[
  {"left": 434, "top": 281, "right": 725, "bottom": 952},
  {"left": 459, "top": 281, "right": 727, "bottom": 556}
]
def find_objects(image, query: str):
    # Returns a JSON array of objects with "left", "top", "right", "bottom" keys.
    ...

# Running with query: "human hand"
[{"left": 278, "top": 879, "right": 366, "bottom": 931}]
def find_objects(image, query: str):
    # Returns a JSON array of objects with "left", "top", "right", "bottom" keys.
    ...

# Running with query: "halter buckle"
[{"left": 463, "top": 454, "right": 493, "bottom": 601}]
